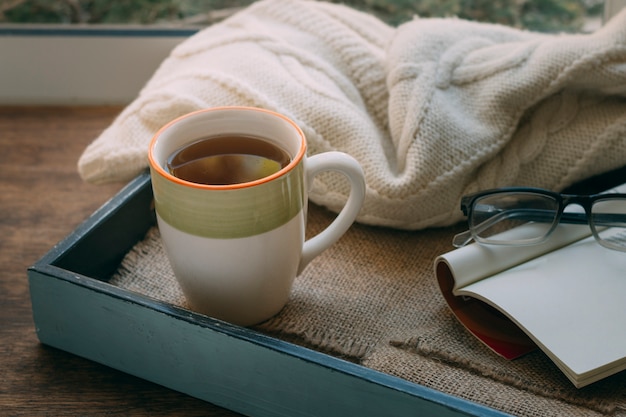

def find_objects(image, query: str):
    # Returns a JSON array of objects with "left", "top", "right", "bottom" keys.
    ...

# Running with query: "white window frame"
[
  {"left": 605, "top": 0, "right": 626, "bottom": 21},
  {"left": 0, "top": 0, "right": 624, "bottom": 105},
  {"left": 0, "top": 26, "right": 194, "bottom": 104}
]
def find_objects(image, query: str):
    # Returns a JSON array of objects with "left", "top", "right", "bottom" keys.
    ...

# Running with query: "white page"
[
  {"left": 457, "top": 230, "right": 626, "bottom": 381},
  {"left": 438, "top": 224, "right": 592, "bottom": 290}
]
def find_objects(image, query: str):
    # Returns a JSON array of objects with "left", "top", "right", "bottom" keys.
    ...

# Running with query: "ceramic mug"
[{"left": 148, "top": 106, "right": 366, "bottom": 326}]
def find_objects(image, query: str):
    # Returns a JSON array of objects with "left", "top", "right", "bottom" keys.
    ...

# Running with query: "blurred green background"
[{"left": 0, "top": 0, "right": 605, "bottom": 32}]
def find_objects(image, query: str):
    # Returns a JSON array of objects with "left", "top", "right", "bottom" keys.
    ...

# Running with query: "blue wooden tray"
[{"left": 28, "top": 172, "right": 507, "bottom": 417}]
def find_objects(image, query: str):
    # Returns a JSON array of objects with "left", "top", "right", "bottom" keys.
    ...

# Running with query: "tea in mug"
[{"left": 167, "top": 135, "right": 291, "bottom": 185}]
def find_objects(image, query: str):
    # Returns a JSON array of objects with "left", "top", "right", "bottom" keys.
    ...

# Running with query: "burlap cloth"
[{"left": 110, "top": 202, "right": 626, "bottom": 417}]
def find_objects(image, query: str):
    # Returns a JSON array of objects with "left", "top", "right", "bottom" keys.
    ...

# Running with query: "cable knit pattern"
[{"left": 78, "top": 0, "right": 626, "bottom": 230}]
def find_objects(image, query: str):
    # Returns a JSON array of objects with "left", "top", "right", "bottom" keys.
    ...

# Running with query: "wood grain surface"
[{"left": 0, "top": 106, "right": 242, "bottom": 416}]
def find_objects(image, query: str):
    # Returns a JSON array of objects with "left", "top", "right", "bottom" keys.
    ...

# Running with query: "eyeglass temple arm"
[{"left": 452, "top": 229, "right": 473, "bottom": 247}]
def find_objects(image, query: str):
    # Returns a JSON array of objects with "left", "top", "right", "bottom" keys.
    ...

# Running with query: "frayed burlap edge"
[{"left": 390, "top": 332, "right": 626, "bottom": 415}]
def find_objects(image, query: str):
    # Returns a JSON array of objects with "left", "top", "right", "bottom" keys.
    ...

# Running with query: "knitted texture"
[{"left": 78, "top": 0, "right": 626, "bottom": 230}]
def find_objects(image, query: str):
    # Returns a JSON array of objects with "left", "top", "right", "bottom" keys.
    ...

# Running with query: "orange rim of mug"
[{"left": 148, "top": 106, "right": 307, "bottom": 190}]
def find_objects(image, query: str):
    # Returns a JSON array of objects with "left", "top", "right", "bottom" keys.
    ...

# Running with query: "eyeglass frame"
[{"left": 452, "top": 187, "right": 626, "bottom": 252}]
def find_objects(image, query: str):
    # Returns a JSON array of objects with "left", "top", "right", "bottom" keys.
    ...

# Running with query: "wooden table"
[{"left": 0, "top": 106, "right": 242, "bottom": 416}]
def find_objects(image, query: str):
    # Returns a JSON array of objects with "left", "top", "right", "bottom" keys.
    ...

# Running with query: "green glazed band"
[{"left": 151, "top": 162, "right": 305, "bottom": 239}]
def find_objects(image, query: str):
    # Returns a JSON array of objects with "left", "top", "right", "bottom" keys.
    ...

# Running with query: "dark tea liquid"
[{"left": 167, "top": 135, "right": 291, "bottom": 185}]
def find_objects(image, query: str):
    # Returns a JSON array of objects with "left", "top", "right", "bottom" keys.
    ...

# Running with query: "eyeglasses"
[{"left": 453, "top": 187, "right": 626, "bottom": 252}]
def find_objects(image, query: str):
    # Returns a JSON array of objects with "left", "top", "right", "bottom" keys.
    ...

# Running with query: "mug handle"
[{"left": 298, "top": 151, "right": 366, "bottom": 274}]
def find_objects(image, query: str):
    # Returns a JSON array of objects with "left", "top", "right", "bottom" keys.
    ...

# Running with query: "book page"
[
  {"left": 437, "top": 224, "right": 592, "bottom": 290},
  {"left": 435, "top": 224, "right": 592, "bottom": 360},
  {"left": 457, "top": 230, "right": 626, "bottom": 387}
]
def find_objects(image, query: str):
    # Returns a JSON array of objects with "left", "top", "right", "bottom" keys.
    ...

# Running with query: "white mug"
[{"left": 148, "top": 106, "right": 366, "bottom": 326}]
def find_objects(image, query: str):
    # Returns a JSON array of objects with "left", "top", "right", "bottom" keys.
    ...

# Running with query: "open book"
[{"left": 435, "top": 188, "right": 626, "bottom": 388}]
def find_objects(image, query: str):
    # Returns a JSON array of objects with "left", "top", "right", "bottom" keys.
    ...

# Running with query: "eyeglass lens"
[
  {"left": 589, "top": 198, "right": 626, "bottom": 250},
  {"left": 469, "top": 192, "right": 560, "bottom": 245}
]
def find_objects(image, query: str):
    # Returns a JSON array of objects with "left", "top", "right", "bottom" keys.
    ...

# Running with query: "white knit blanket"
[{"left": 78, "top": 0, "right": 626, "bottom": 230}]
